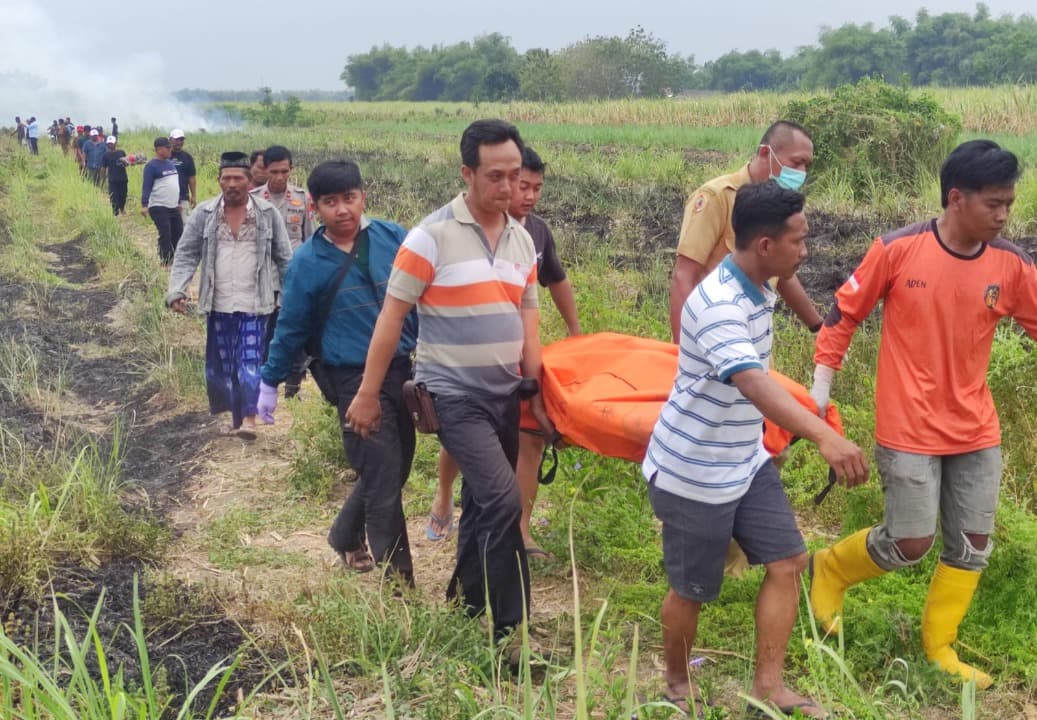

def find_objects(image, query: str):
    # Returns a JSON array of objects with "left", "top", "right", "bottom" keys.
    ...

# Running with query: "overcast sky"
[{"left": 1, "top": 0, "right": 1034, "bottom": 127}]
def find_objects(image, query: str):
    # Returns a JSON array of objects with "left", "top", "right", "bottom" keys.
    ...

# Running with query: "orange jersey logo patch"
[{"left": 984, "top": 284, "right": 1000, "bottom": 309}]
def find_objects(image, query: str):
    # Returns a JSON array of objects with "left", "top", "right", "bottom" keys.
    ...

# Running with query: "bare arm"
[
  {"left": 547, "top": 279, "right": 581, "bottom": 335},
  {"left": 732, "top": 368, "right": 868, "bottom": 485},
  {"left": 188, "top": 176, "right": 197, "bottom": 207},
  {"left": 345, "top": 296, "right": 414, "bottom": 439},
  {"left": 775, "top": 274, "right": 823, "bottom": 329},
  {"left": 669, "top": 255, "right": 708, "bottom": 343},
  {"left": 520, "top": 307, "right": 554, "bottom": 436}
]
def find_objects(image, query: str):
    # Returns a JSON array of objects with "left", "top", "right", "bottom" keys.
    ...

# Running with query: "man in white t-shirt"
[{"left": 645, "top": 182, "right": 867, "bottom": 718}]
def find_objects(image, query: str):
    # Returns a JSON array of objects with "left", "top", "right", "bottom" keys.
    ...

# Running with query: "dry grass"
[{"left": 298, "top": 85, "right": 1037, "bottom": 134}]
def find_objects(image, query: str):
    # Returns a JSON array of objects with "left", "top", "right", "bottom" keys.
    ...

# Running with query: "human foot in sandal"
[
  {"left": 218, "top": 424, "right": 257, "bottom": 440},
  {"left": 746, "top": 687, "right": 829, "bottom": 719},
  {"left": 338, "top": 545, "right": 375, "bottom": 573},
  {"left": 661, "top": 682, "right": 712, "bottom": 719}
]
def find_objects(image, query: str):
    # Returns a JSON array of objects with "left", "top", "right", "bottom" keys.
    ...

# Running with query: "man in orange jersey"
[
  {"left": 808, "top": 140, "right": 1035, "bottom": 689},
  {"left": 346, "top": 120, "right": 553, "bottom": 658}
]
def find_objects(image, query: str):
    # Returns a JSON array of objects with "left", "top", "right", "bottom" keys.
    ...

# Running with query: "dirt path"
[{"left": 0, "top": 233, "right": 270, "bottom": 708}]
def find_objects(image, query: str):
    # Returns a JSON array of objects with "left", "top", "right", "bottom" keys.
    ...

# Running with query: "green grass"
[
  {"left": 0, "top": 422, "right": 165, "bottom": 603},
  {"left": 4, "top": 94, "right": 1037, "bottom": 718},
  {"left": 0, "top": 577, "right": 255, "bottom": 720}
]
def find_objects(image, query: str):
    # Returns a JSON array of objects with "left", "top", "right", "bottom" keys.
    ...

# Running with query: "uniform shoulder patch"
[{"left": 691, "top": 194, "right": 708, "bottom": 214}]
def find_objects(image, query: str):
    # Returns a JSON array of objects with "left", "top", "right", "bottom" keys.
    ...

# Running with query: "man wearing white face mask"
[{"left": 670, "top": 121, "right": 822, "bottom": 343}]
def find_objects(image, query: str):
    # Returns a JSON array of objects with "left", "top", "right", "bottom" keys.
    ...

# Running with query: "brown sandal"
[
  {"left": 340, "top": 545, "right": 375, "bottom": 573},
  {"left": 661, "top": 685, "right": 713, "bottom": 719},
  {"left": 217, "top": 424, "right": 257, "bottom": 440}
]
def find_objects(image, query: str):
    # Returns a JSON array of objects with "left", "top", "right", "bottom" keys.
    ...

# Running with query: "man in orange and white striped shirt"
[{"left": 347, "top": 120, "right": 553, "bottom": 653}]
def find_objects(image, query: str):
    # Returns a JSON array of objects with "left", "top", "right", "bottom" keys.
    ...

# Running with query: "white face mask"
[{"left": 766, "top": 145, "right": 807, "bottom": 191}]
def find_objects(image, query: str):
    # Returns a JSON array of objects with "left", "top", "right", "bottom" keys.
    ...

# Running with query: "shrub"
[{"left": 785, "top": 78, "right": 961, "bottom": 200}]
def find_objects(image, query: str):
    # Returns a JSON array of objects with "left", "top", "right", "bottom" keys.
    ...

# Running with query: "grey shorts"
[
  {"left": 868, "top": 444, "right": 1001, "bottom": 570},
  {"left": 648, "top": 460, "right": 806, "bottom": 602}
]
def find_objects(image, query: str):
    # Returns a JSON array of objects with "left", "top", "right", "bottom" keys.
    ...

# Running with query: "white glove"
[
  {"left": 258, "top": 382, "right": 278, "bottom": 424},
  {"left": 809, "top": 365, "right": 835, "bottom": 417}
]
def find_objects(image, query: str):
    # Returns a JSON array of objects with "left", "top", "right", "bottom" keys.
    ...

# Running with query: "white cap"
[
  {"left": 105, "top": 136, "right": 116, "bottom": 144},
  {"left": 89, "top": 129, "right": 99, "bottom": 136},
  {"left": 169, "top": 128, "right": 185, "bottom": 139}
]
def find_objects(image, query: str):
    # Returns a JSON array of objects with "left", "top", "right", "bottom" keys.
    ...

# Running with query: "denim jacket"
[{"left": 164, "top": 194, "right": 293, "bottom": 314}]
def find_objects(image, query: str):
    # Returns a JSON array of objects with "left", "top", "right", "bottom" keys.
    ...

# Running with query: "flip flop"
[
  {"left": 426, "top": 512, "right": 455, "bottom": 541},
  {"left": 218, "top": 425, "right": 257, "bottom": 440},
  {"left": 525, "top": 546, "right": 553, "bottom": 560},
  {"left": 660, "top": 691, "right": 711, "bottom": 719},
  {"left": 744, "top": 699, "right": 829, "bottom": 719}
]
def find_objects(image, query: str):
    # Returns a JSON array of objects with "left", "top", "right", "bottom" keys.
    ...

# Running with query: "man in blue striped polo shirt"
[{"left": 644, "top": 182, "right": 868, "bottom": 718}]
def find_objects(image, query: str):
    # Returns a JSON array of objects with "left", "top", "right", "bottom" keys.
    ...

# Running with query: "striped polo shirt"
[
  {"left": 643, "top": 255, "right": 775, "bottom": 504},
  {"left": 388, "top": 193, "right": 538, "bottom": 397}
]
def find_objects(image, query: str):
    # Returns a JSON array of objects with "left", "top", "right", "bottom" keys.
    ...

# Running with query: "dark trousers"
[
  {"left": 435, "top": 391, "right": 529, "bottom": 638},
  {"left": 28, "top": 137, "right": 38, "bottom": 155},
  {"left": 326, "top": 357, "right": 415, "bottom": 583},
  {"left": 109, "top": 181, "right": 127, "bottom": 214},
  {"left": 149, "top": 206, "right": 184, "bottom": 264}
]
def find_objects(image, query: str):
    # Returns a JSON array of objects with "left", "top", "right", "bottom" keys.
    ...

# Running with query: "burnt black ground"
[{"left": 0, "top": 234, "right": 276, "bottom": 713}]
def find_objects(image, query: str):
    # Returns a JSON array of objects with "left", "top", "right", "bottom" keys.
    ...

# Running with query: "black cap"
[{"left": 219, "top": 151, "right": 250, "bottom": 170}]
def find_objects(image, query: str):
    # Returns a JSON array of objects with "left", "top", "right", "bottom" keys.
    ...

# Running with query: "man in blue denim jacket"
[{"left": 165, "top": 151, "right": 293, "bottom": 438}]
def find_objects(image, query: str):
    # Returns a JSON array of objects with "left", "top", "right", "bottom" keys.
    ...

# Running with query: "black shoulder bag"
[{"left": 306, "top": 243, "right": 359, "bottom": 404}]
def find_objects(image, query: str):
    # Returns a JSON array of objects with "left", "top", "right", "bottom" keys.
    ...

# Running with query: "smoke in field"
[{"left": 0, "top": 1, "right": 227, "bottom": 132}]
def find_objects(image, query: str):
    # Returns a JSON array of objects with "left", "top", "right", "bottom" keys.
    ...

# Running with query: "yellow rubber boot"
[
  {"left": 921, "top": 563, "right": 993, "bottom": 689},
  {"left": 809, "top": 527, "right": 886, "bottom": 634}
]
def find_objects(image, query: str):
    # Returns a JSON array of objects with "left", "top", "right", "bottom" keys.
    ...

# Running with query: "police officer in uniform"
[{"left": 250, "top": 145, "right": 313, "bottom": 250}]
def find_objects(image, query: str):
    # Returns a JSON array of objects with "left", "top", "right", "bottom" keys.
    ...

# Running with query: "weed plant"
[
  {"left": 0, "top": 424, "right": 164, "bottom": 604},
  {"left": 285, "top": 392, "right": 349, "bottom": 501},
  {"left": 0, "top": 578, "right": 252, "bottom": 720}
]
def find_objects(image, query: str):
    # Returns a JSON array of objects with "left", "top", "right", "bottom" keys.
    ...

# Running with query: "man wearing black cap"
[{"left": 164, "top": 151, "right": 293, "bottom": 438}]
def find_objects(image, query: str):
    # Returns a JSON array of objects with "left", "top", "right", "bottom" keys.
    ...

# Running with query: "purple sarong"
[{"left": 205, "top": 312, "right": 269, "bottom": 428}]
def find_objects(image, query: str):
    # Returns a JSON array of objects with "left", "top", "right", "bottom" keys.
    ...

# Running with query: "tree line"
[{"left": 340, "top": 5, "right": 1037, "bottom": 101}]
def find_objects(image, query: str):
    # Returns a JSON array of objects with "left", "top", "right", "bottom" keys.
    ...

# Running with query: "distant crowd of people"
[
  {"left": 23, "top": 110, "right": 1031, "bottom": 717},
  {"left": 19, "top": 114, "right": 131, "bottom": 213},
  {"left": 11, "top": 115, "right": 42, "bottom": 154}
]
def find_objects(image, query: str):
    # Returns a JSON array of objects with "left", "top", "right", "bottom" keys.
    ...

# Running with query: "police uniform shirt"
[{"left": 250, "top": 183, "right": 313, "bottom": 250}]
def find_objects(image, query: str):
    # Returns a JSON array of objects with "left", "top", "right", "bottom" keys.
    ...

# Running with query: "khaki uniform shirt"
[
  {"left": 676, "top": 164, "right": 752, "bottom": 272},
  {"left": 250, "top": 183, "right": 313, "bottom": 250}
]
